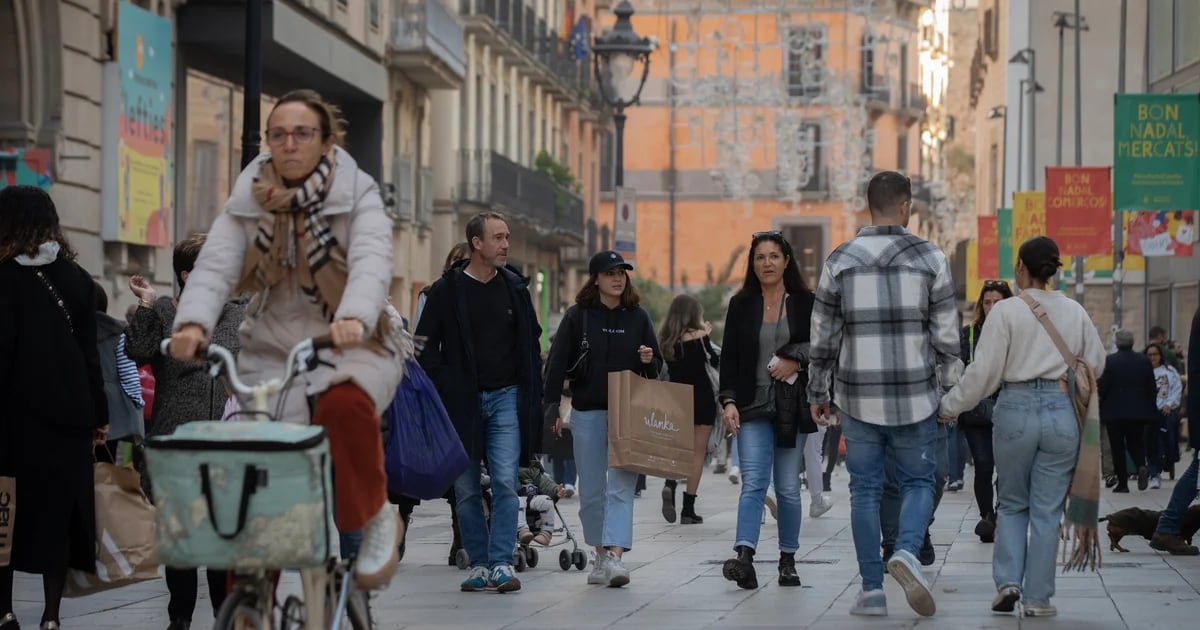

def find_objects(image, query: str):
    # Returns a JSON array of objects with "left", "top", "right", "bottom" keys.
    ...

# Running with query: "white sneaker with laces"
[
  {"left": 809, "top": 495, "right": 834, "bottom": 518},
  {"left": 587, "top": 552, "right": 608, "bottom": 585},
  {"left": 356, "top": 503, "right": 401, "bottom": 590},
  {"left": 603, "top": 550, "right": 630, "bottom": 587},
  {"left": 886, "top": 549, "right": 935, "bottom": 617}
]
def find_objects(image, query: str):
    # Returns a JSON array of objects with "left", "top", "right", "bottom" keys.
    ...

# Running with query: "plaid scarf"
[{"left": 236, "top": 152, "right": 347, "bottom": 321}]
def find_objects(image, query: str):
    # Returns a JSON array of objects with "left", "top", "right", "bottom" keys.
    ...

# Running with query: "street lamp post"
[
  {"left": 592, "top": 1, "right": 654, "bottom": 190},
  {"left": 1053, "top": 12, "right": 1088, "bottom": 167},
  {"left": 1015, "top": 79, "right": 1044, "bottom": 196},
  {"left": 987, "top": 106, "right": 1008, "bottom": 205},
  {"left": 1010, "top": 49, "right": 1038, "bottom": 189},
  {"left": 241, "top": 0, "right": 263, "bottom": 169}
]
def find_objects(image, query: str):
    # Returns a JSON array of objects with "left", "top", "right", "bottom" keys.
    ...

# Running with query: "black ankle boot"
[
  {"left": 661, "top": 480, "right": 677, "bottom": 523},
  {"left": 722, "top": 545, "right": 758, "bottom": 589},
  {"left": 975, "top": 512, "right": 997, "bottom": 543},
  {"left": 778, "top": 551, "right": 802, "bottom": 586},
  {"left": 822, "top": 471, "right": 832, "bottom": 492},
  {"left": 681, "top": 493, "right": 703, "bottom": 524}
]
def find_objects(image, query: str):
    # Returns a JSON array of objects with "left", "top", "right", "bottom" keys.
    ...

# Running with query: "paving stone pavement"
[{"left": 12, "top": 463, "right": 1200, "bottom": 628}]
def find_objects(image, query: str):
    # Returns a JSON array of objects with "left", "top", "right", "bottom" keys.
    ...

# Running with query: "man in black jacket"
[
  {"left": 416, "top": 212, "right": 543, "bottom": 593},
  {"left": 1151, "top": 309, "right": 1200, "bottom": 555},
  {"left": 1098, "top": 329, "right": 1159, "bottom": 493}
]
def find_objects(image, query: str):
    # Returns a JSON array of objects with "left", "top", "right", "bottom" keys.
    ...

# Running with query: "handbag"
[
  {"left": 383, "top": 359, "right": 471, "bottom": 501},
  {"left": 565, "top": 309, "right": 590, "bottom": 382},
  {"left": 65, "top": 461, "right": 160, "bottom": 597},
  {"left": 767, "top": 296, "right": 817, "bottom": 445}
]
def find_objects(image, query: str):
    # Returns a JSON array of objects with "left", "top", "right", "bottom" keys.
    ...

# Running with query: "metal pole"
[
  {"left": 1029, "top": 53, "right": 1037, "bottom": 190},
  {"left": 241, "top": 0, "right": 263, "bottom": 169},
  {"left": 1113, "top": 0, "right": 1127, "bottom": 329},
  {"left": 613, "top": 110, "right": 626, "bottom": 188},
  {"left": 668, "top": 20, "right": 677, "bottom": 291},
  {"left": 1001, "top": 112, "right": 1009, "bottom": 204},
  {"left": 1056, "top": 21, "right": 1065, "bottom": 167},
  {"left": 1016, "top": 81, "right": 1025, "bottom": 192},
  {"left": 1073, "top": 0, "right": 1085, "bottom": 303}
]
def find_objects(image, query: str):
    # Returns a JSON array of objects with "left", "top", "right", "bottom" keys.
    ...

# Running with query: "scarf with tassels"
[{"left": 236, "top": 152, "right": 346, "bottom": 321}]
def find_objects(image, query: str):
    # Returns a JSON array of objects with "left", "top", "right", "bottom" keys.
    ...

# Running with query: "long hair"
[
  {"left": 971, "top": 280, "right": 1013, "bottom": 327},
  {"left": 443, "top": 241, "right": 471, "bottom": 271},
  {"left": 735, "top": 231, "right": 809, "bottom": 298},
  {"left": 575, "top": 270, "right": 640, "bottom": 309},
  {"left": 0, "top": 185, "right": 78, "bottom": 262},
  {"left": 658, "top": 294, "right": 704, "bottom": 361}
]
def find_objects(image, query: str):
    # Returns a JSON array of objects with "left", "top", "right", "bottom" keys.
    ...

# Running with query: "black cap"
[{"left": 589, "top": 250, "right": 634, "bottom": 277}]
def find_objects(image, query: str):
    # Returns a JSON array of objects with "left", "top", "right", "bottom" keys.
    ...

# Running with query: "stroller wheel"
[
  {"left": 514, "top": 549, "right": 527, "bottom": 572},
  {"left": 455, "top": 549, "right": 469, "bottom": 570},
  {"left": 559, "top": 549, "right": 572, "bottom": 571},
  {"left": 527, "top": 547, "right": 539, "bottom": 568},
  {"left": 572, "top": 550, "right": 587, "bottom": 571}
]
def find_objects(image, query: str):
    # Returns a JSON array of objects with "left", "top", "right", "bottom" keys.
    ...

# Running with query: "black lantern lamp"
[{"left": 592, "top": 1, "right": 655, "bottom": 188}]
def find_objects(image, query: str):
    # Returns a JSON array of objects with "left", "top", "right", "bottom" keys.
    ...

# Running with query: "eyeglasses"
[
  {"left": 265, "top": 126, "right": 320, "bottom": 147},
  {"left": 752, "top": 230, "right": 783, "bottom": 239}
]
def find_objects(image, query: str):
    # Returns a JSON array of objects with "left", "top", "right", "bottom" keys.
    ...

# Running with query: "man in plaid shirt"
[{"left": 806, "top": 171, "right": 961, "bottom": 618}]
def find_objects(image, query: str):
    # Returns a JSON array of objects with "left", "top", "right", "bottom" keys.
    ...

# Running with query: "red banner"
[
  {"left": 1045, "top": 166, "right": 1113, "bottom": 256},
  {"left": 977, "top": 216, "right": 999, "bottom": 279}
]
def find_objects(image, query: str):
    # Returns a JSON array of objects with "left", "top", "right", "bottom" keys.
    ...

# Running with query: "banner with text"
[
  {"left": 966, "top": 240, "right": 983, "bottom": 301},
  {"left": 997, "top": 208, "right": 1014, "bottom": 279},
  {"left": 977, "top": 215, "right": 999, "bottom": 279},
  {"left": 1113, "top": 94, "right": 1200, "bottom": 211},
  {"left": 1012, "top": 192, "right": 1046, "bottom": 251},
  {"left": 1045, "top": 167, "right": 1113, "bottom": 255},
  {"left": 1125, "top": 210, "right": 1197, "bottom": 257}
]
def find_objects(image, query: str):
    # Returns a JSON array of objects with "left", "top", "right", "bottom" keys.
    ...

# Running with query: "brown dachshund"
[{"left": 1100, "top": 505, "right": 1200, "bottom": 552}]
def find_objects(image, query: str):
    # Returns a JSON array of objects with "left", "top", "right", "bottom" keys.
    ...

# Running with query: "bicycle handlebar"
[{"left": 159, "top": 334, "right": 335, "bottom": 397}]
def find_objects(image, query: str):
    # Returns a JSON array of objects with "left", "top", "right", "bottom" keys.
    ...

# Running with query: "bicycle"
[{"left": 156, "top": 336, "right": 373, "bottom": 630}]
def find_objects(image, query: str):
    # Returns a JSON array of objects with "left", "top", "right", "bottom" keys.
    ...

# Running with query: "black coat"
[
  {"left": 416, "top": 264, "right": 544, "bottom": 463},
  {"left": 1098, "top": 349, "right": 1158, "bottom": 424},
  {"left": 1188, "top": 308, "right": 1199, "bottom": 449},
  {"left": 718, "top": 290, "right": 816, "bottom": 446},
  {"left": 542, "top": 303, "right": 662, "bottom": 412}
]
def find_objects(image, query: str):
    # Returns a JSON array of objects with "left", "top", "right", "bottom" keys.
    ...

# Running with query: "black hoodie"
[{"left": 543, "top": 303, "right": 662, "bottom": 413}]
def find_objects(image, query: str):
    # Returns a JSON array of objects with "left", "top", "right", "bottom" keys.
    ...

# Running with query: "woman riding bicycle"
[{"left": 168, "top": 89, "right": 404, "bottom": 590}]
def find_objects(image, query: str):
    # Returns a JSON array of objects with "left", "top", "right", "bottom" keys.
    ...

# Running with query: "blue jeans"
[
  {"left": 1157, "top": 450, "right": 1199, "bottom": 535},
  {"left": 339, "top": 530, "right": 362, "bottom": 559},
  {"left": 948, "top": 424, "right": 968, "bottom": 482},
  {"left": 843, "top": 413, "right": 937, "bottom": 591},
  {"left": 553, "top": 455, "right": 577, "bottom": 488},
  {"left": 571, "top": 408, "right": 639, "bottom": 550},
  {"left": 881, "top": 422, "right": 948, "bottom": 549},
  {"left": 992, "top": 380, "right": 1078, "bottom": 605},
  {"left": 730, "top": 435, "right": 740, "bottom": 468},
  {"left": 734, "top": 417, "right": 808, "bottom": 552},
  {"left": 453, "top": 386, "right": 521, "bottom": 568}
]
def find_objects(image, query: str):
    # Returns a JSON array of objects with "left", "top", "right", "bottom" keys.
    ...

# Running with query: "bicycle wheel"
[
  {"left": 213, "top": 587, "right": 264, "bottom": 630},
  {"left": 346, "top": 590, "right": 373, "bottom": 630}
]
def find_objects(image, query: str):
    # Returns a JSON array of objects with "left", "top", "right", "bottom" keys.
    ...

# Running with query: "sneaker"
[
  {"left": 532, "top": 531, "right": 552, "bottom": 547},
  {"left": 1150, "top": 476, "right": 1162, "bottom": 489},
  {"left": 355, "top": 503, "right": 401, "bottom": 590},
  {"left": 728, "top": 466, "right": 741, "bottom": 484},
  {"left": 886, "top": 549, "right": 936, "bottom": 617},
  {"left": 563, "top": 484, "right": 576, "bottom": 498},
  {"left": 947, "top": 480, "right": 964, "bottom": 492},
  {"left": 991, "top": 584, "right": 1021, "bottom": 613},
  {"left": 488, "top": 565, "right": 521, "bottom": 593},
  {"left": 603, "top": 551, "right": 630, "bottom": 588},
  {"left": 1023, "top": 603, "right": 1057, "bottom": 617},
  {"left": 764, "top": 494, "right": 778, "bottom": 520},
  {"left": 809, "top": 495, "right": 834, "bottom": 518},
  {"left": 850, "top": 589, "right": 888, "bottom": 616},
  {"left": 518, "top": 527, "right": 534, "bottom": 544},
  {"left": 713, "top": 463, "right": 727, "bottom": 475},
  {"left": 587, "top": 553, "right": 609, "bottom": 585},
  {"left": 460, "top": 566, "right": 489, "bottom": 592},
  {"left": 1105, "top": 475, "right": 1118, "bottom": 489}
]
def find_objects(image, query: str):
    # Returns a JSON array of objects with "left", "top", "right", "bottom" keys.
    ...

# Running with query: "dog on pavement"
[{"left": 1100, "top": 505, "right": 1200, "bottom": 552}]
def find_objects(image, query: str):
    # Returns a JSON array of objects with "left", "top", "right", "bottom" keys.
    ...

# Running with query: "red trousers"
[{"left": 312, "top": 382, "right": 385, "bottom": 532}]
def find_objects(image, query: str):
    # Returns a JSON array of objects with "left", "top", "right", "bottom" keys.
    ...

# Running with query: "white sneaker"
[
  {"left": 563, "top": 484, "right": 576, "bottom": 498},
  {"left": 728, "top": 466, "right": 741, "bottom": 484},
  {"left": 991, "top": 585, "right": 1021, "bottom": 613},
  {"left": 809, "top": 495, "right": 834, "bottom": 518},
  {"left": 356, "top": 503, "right": 401, "bottom": 590},
  {"left": 587, "top": 552, "right": 608, "bottom": 585},
  {"left": 850, "top": 588, "right": 888, "bottom": 616},
  {"left": 1150, "top": 476, "right": 1162, "bottom": 489},
  {"left": 603, "top": 550, "right": 630, "bottom": 587},
  {"left": 886, "top": 549, "right": 935, "bottom": 617},
  {"left": 1023, "top": 603, "right": 1057, "bottom": 617}
]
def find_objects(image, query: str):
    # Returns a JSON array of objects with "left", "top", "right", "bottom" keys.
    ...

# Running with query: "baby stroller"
[{"left": 514, "top": 483, "right": 588, "bottom": 572}]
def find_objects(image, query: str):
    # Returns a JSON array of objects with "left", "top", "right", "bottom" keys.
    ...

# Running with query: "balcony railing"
[
  {"left": 389, "top": 0, "right": 467, "bottom": 88},
  {"left": 862, "top": 74, "right": 890, "bottom": 103},
  {"left": 905, "top": 83, "right": 927, "bottom": 111},
  {"left": 458, "top": 149, "right": 584, "bottom": 243}
]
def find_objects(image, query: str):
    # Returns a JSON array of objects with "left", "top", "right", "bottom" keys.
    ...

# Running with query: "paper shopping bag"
[
  {"left": 0, "top": 476, "right": 13, "bottom": 567},
  {"left": 65, "top": 462, "right": 160, "bottom": 597},
  {"left": 607, "top": 371, "right": 694, "bottom": 479}
]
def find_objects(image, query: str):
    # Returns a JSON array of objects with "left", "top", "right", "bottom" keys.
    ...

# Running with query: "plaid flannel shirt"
[{"left": 805, "top": 225, "right": 962, "bottom": 426}]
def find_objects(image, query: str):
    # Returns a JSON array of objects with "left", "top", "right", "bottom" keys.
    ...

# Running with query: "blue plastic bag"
[{"left": 383, "top": 359, "right": 470, "bottom": 500}]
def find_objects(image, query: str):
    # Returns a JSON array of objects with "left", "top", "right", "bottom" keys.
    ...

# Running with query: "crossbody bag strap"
[
  {"left": 1019, "top": 292, "right": 1075, "bottom": 367},
  {"left": 31, "top": 268, "right": 75, "bottom": 334}
]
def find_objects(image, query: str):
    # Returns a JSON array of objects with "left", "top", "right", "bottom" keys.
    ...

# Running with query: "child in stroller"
[{"left": 518, "top": 463, "right": 567, "bottom": 547}]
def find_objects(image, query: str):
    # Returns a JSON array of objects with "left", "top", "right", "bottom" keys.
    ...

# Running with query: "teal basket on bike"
[{"left": 145, "top": 421, "right": 333, "bottom": 570}]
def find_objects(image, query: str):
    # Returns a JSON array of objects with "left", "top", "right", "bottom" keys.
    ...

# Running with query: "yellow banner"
[
  {"left": 966, "top": 239, "right": 983, "bottom": 301},
  {"left": 1012, "top": 191, "right": 1046, "bottom": 248}
]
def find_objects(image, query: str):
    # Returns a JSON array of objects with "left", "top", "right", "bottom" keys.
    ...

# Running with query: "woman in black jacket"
[
  {"left": 0, "top": 186, "right": 108, "bottom": 630},
  {"left": 543, "top": 251, "right": 662, "bottom": 589},
  {"left": 717, "top": 231, "right": 815, "bottom": 590}
]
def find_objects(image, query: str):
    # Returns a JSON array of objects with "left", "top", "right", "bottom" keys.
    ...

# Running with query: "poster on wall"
[
  {"left": 1125, "top": 210, "right": 1197, "bottom": 258},
  {"left": 1113, "top": 94, "right": 1200, "bottom": 211},
  {"left": 0, "top": 148, "right": 52, "bottom": 191},
  {"left": 108, "top": 2, "right": 172, "bottom": 246}
]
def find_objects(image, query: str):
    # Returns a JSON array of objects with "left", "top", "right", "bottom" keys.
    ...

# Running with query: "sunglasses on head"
[
  {"left": 752, "top": 230, "right": 783, "bottom": 239},
  {"left": 983, "top": 280, "right": 1010, "bottom": 290}
]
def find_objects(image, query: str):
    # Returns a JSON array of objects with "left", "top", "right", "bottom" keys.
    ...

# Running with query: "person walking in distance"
[
  {"left": 807, "top": 171, "right": 961, "bottom": 618},
  {"left": 416, "top": 212, "right": 544, "bottom": 593},
  {"left": 940, "top": 237, "right": 1106, "bottom": 617},
  {"left": 1149, "top": 306, "right": 1200, "bottom": 556},
  {"left": 542, "top": 251, "right": 662, "bottom": 588},
  {"left": 1098, "top": 330, "right": 1157, "bottom": 493}
]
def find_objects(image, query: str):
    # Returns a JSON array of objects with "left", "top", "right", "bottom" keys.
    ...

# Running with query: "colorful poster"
[
  {"left": 1125, "top": 210, "right": 1197, "bottom": 257},
  {"left": 966, "top": 240, "right": 982, "bottom": 301},
  {"left": 0, "top": 148, "right": 52, "bottom": 191},
  {"left": 1012, "top": 192, "right": 1046, "bottom": 250},
  {"left": 116, "top": 2, "right": 172, "bottom": 246},
  {"left": 1113, "top": 94, "right": 1200, "bottom": 211},
  {"left": 997, "top": 207, "right": 1014, "bottom": 279},
  {"left": 977, "top": 215, "right": 999, "bottom": 279},
  {"left": 1045, "top": 166, "right": 1113, "bottom": 256}
]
